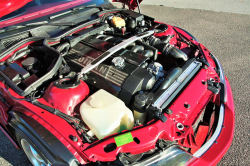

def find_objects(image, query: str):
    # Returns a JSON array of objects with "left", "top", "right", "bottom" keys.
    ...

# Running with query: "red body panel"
[
  {"left": 189, "top": 78, "right": 235, "bottom": 166},
  {"left": 0, "top": 4, "right": 235, "bottom": 164},
  {"left": 112, "top": 0, "right": 142, "bottom": 10},
  {"left": 0, "top": 0, "right": 32, "bottom": 18},
  {"left": 190, "top": 124, "right": 209, "bottom": 154},
  {"left": 43, "top": 80, "right": 89, "bottom": 115},
  {"left": 0, "top": 86, "right": 89, "bottom": 164},
  {"left": 0, "top": 0, "right": 91, "bottom": 28},
  {"left": 83, "top": 68, "right": 213, "bottom": 162}
]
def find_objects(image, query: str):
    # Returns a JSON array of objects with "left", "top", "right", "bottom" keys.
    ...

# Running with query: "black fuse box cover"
[
  {"left": 3, "top": 66, "right": 21, "bottom": 84},
  {"left": 121, "top": 10, "right": 144, "bottom": 25},
  {"left": 10, "top": 63, "right": 30, "bottom": 79},
  {"left": 2, "top": 63, "right": 30, "bottom": 85}
]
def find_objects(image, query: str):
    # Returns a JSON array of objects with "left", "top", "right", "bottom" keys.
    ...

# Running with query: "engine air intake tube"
[{"left": 149, "top": 36, "right": 188, "bottom": 63}]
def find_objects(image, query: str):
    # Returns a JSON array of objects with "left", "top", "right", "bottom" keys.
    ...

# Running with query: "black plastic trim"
[
  {"left": 44, "top": 8, "right": 128, "bottom": 45},
  {"left": 209, "top": 53, "right": 227, "bottom": 103},
  {"left": 9, "top": 111, "right": 79, "bottom": 166},
  {"left": 174, "top": 26, "right": 198, "bottom": 42},
  {"left": 0, "top": 44, "right": 62, "bottom": 96},
  {"left": 0, "top": 37, "right": 44, "bottom": 59}
]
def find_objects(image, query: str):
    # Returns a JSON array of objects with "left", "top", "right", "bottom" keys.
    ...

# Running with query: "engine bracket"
[{"left": 147, "top": 105, "right": 167, "bottom": 122}]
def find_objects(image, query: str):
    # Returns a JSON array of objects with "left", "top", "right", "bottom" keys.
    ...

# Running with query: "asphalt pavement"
[
  {"left": 1, "top": 2, "right": 250, "bottom": 166},
  {"left": 141, "top": 0, "right": 250, "bottom": 15},
  {"left": 137, "top": 5, "right": 250, "bottom": 165}
]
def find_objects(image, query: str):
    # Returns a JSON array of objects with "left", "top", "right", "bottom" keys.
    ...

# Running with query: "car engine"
[{"left": 0, "top": 9, "right": 205, "bottom": 143}]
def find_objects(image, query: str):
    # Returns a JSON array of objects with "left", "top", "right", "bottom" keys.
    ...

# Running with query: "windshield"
[
  {"left": 0, "top": 0, "right": 76, "bottom": 22},
  {"left": 0, "top": 0, "right": 108, "bottom": 28}
]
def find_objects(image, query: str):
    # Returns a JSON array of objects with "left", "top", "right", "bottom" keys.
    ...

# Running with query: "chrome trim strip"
[
  {"left": 80, "top": 30, "right": 154, "bottom": 74},
  {"left": 132, "top": 145, "right": 193, "bottom": 166},
  {"left": 213, "top": 55, "right": 227, "bottom": 103},
  {"left": 153, "top": 61, "right": 201, "bottom": 108},
  {"left": 193, "top": 103, "right": 225, "bottom": 157}
]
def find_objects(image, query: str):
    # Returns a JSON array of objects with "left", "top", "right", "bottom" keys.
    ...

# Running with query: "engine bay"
[{"left": 0, "top": 9, "right": 218, "bottom": 147}]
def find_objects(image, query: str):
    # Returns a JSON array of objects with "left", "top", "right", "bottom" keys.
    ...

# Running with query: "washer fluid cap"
[{"left": 90, "top": 97, "right": 102, "bottom": 108}]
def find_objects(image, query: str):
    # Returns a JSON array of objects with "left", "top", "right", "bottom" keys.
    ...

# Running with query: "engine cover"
[{"left": 65, "top": 35, "right": 157, "bottom": 104}]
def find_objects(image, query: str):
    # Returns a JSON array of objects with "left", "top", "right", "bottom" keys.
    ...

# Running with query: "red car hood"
[
  {"left": 0, "top": 0, "right": 32, "bottom": 18},
  {"left": 0, "top": 0, "right": 142, "bottom": 18},
  {"left": 112, "top": 0, "right": 142, "bottom": 10}
]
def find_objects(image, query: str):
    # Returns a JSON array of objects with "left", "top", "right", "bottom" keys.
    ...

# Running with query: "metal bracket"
[
  {"left": 79, "top": 30, "right": 154, "bottom": 75},
  {"left": 30, "top": 28, "right": 50, "bottom": 37},
  {"left": 147, "top": 105, "right": 167, "bottom": 122},
  {"left": 157, "top": 139, "right": 178, "bottom": 150},
  {"left": 207, "top": 80, "right": 221, "bottom": 94},
  {"left": 197, "top": 58, "right": 210, "bottom": 67}
]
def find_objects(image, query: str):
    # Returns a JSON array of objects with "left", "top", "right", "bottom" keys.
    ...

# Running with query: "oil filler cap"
[
  {"left": 90, "top": 97, "right": 102, "bottom": 109},
  {"left": 112, "top": 57, "right": 125, "bottom": 68}
]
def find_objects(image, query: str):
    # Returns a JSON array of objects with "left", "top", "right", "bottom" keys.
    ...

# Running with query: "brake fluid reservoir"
[
  {"left": 111, "top": 16, "right": 125, "bottom": 28},
  {"left": 80, "top": 89, "right": 134, "bottom": 140}
]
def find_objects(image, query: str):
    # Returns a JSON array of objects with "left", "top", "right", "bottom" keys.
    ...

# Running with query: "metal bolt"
[
  {"left": 72, "top": 136, "right": 78, "bottom": 142},
  {"left": 210, "top": 78, "right": 215, "bottom": 82},
  {"left": 69, "top": 135, "right": 78, "bottom": 142},
  {"left": 202, "top": 80, "right": 207, "bottom": 85},
  {"left": 165, "top": 109, "right": 173, "bottom": 115},
  {"left": 177, "top": 123, "right": 184, "bottom": 130},
  {"left": 184, "top": 103, "right": 191, "bottom": 109}
]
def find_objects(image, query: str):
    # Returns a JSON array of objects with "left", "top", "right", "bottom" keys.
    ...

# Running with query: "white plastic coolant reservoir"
[{"left": 80, "top": 89, "right": 134, "bottom": 140}]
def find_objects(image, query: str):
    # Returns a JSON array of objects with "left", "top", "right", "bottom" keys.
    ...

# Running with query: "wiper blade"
[
  {"left": 72, "top": 4, "right": 104, "bottom": 11},
  {"left": 49, "top": 4, "right": 106, "bottom": 20}
]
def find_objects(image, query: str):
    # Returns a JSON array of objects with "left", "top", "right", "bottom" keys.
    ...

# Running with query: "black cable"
[
  {"left": 31, "top": 99, "right": 91, "bottom": 143},
  {"left": 173, "top": 27, "right": 195, "bottom": 47},
  {"left": 7, "top": 86, "right": 27, "bottom": 101},
  {"left": 57, "top": 111, "right": 82, "bottom": 122},
  {"left": 7, "top": 88, "right": 88, "bottom": 141}
]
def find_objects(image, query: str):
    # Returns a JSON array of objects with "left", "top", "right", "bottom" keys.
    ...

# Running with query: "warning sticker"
[{"left": 114, "top": 132, "right": 133, "bottom": 147}]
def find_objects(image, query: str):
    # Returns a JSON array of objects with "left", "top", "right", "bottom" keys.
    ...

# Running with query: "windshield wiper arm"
[
  {"left": 72, "top": 4, "right": 107, "bottom": 11},
  {"left": 49, "top": 4, "right": 106, "bottom": 20},
  {"left": 26, "top": 21, "right": 77, "bottom": 26}
]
